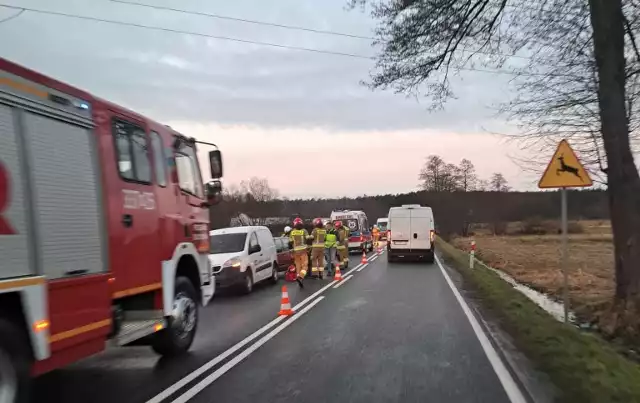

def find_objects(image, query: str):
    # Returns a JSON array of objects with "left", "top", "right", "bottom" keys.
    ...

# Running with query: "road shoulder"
[{"left": 436, "top": 253, "right": 557, "bottom": 403}]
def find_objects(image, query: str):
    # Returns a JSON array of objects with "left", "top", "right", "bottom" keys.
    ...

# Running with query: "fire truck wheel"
[
  {"left": 0, "top": 319, "right": 31, "bottom": 403},
  {"left": 151, "top": 277, "right": 198, "bottom": 357}
]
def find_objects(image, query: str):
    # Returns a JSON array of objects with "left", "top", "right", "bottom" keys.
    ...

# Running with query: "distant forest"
[{"left": 210, "top": 156, "right": 608, "bottom": 237}]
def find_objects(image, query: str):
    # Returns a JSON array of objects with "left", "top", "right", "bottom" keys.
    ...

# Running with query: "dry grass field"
[{"left": 452, "top": 220, "right": 614, "bottom": 321}]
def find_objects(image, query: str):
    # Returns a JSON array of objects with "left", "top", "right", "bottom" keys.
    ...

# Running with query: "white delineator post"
[{"left": 470, "top": 240, "right": 476, "bottom": 269}]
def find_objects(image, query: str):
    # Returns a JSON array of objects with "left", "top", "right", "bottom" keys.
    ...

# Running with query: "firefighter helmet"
[
  {"left": 313, "top": 218, "right": 323, "bottom": 228},
  {"left": 293, "top": 217, "right": 303, "bottom": 229},
  {"left": 334, "top": 220, "right": 342, "bottom": 228}
]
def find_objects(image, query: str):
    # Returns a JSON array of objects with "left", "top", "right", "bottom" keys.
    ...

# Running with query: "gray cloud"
[{"left": 0, "top": 0, "right": 513, "bottom": 133}]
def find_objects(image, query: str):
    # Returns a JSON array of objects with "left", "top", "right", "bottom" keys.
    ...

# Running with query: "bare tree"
[
  {"left": 239, "top": 177, "right": 280, "bottom": 202},
  {"left": 458, "top": 158, "right": 478, "bottom": 191},
  {"left": 419, "top": 155, "right": 462, "bottom": 191},
  {"left": 490, "top": 173, "right": 509, "bottom": 192},
  {"left": 351, "top": 0, "right": 640, "bottom": 332}
]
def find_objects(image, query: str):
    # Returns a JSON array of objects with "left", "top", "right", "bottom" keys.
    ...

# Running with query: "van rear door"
[
  {"left": 410, "top": 208, "right": 433, "bottom": 251},
  {"left": 389, "top": 208, "right": 411, "bottom": 249}
]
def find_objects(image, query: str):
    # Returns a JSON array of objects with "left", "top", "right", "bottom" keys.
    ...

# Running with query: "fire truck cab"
[{"left": 0, "top": 57, "right": 223, "bottom": 402}]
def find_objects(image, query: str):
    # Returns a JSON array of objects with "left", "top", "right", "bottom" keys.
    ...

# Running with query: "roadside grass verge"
[{"left": 436, "top": 237, "right": 640, "bottom": 403}]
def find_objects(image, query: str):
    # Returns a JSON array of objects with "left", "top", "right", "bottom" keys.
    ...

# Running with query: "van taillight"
[
  {"left": 360, "top": 235, "right": 363, "bottom": 242},
  {"left": 387, "top": 230, "right": 391, "bottom": 240},
  {"left": 430, "top": 230, "right": 435, "bottom": 242}
]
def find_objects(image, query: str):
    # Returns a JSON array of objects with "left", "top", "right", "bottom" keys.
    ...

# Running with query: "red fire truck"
[{"left": 0, "top": 57, "right": 224, "bottom": 402}]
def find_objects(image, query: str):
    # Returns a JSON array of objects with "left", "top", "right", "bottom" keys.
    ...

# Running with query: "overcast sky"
[{"left": 0, "top": 0, "right": 554, "bottom": 197}]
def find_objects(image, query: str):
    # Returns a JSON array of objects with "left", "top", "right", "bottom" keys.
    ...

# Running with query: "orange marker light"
[
  {"left": 33, "top": 319, "right": 50, "bottom": 333},
  {"left": 154, "top": 323, "right": 164, "bottom": 332}
]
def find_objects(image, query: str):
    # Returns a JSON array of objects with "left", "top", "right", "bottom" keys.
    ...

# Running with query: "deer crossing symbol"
[{"left": 556, "top": 153, "right": 583, "bottom": 182}]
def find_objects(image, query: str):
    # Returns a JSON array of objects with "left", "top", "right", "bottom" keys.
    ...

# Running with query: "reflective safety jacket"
[
  {"left": 325, "top": 229, "right": 338, "bottom": 248},
  {"left": 310, "top": 228, "right": 327, "bottom": 248},
  {"left": 289, "top": 229, "right": 309, "bottom": 251},
  {"left": 337, "top": 227, "right": 350, "bottom": 244}
]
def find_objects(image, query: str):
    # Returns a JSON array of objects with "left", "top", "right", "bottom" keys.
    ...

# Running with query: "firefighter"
[
  {"left": 288, "top": 217, "right": 309, "bottom": 287},
  {"left": 324, "top": 221, "right": 338, "bottom": 276},
  {"left": 372, "top": 224, "right": 380, "bottom": 249},
  {"left": 335, "top": 221, "right": 350, "bottom": 269},
  {"left": 309, "top": 218, "right": 327, "bottom": 279},
  {"left": 282, "top": 225, "right": 292, "bottom": 237}
]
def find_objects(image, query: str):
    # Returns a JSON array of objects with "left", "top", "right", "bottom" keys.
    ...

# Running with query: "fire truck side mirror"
[
  {"left": 205, "top": 180, "right": 223, "bottom": 206},
  {"left": 209, "top": 150, "right": 223, "bottom": 179}
]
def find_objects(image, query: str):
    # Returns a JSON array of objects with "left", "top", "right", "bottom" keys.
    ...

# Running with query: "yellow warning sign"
[{"left": 538, "top": 139, "right": 593, "bottom": 188}]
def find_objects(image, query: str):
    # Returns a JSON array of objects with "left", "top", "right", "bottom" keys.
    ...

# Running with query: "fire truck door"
[{"left": 110, "top": 116, "right": 161, "bottom": 291}]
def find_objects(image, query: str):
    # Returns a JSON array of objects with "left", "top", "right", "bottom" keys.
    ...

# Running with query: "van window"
[
  {"left": 210, "top": 233, "right": 247, "bottom": 254},
  {"left": 150, "top": 131, "right": 167, "bottom": 187},
  {"left": 274, "top": 238, "right": 283, "bottom": 252},
  {"left": 249, "top": 232, "right": 259, "bottom": 250},
  {"left": 345, "top": 219, "right": 359, "bottom": 233},
  {"left": 113, "top": 119, "right": 151, "bottom": 183}
]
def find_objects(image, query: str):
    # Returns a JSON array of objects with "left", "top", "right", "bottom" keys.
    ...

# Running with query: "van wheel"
[
  {"left": 0, "top": 319, "right": 31, "bottom": 403},
  {"left": 271, "top": 263, "right": 279, "bottom": 284},
  {"left": 243, "top": 271, "right": 254, "bottom": 294},
  {"left": 425, "top": 252, "right": 435, "bottom": 264},
  {"left": 151, "top": 277, "right": 198, "bottom": 356},
  {"left": 387, "top": 253, "right": 396, "bottom": 263}
]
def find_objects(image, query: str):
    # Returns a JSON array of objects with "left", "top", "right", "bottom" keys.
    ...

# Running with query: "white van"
[
  {"left": 208, "top": 226, "right": 279, "bottom": 294},
  {"left": 387, "top": 205, "right": 436, "bottom": 263}
]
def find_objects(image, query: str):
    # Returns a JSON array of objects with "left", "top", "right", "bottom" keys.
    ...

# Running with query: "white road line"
[
  {"left": 356, "top": 263, "right": 369, "bottom": 272},
  {"left": 171, "top": 296, "right": 326, "bottom": 403},
  {"left": 145, "top": 315, "right": 286, "bottom": 403},
  {"left": 369, "top": 255, "right": 379, "bottom": 262},
  {"left": 344, "top": 263, "right": 363, "bottom": 276},
  {"left": 434, "top": 255, "right": 527, "bottom": 403},
  {"left": 333, "top": 275, "right": 354, "bottom": 289},
  {"left": 293, "top": 279, "right": 337, "bottom": 310}
]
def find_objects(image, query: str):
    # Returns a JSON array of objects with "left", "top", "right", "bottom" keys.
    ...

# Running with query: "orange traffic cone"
[
  {"left": 278, "top": 285, "right": 294, "bottom": 316},
  {"left": 361, "top": 251, "right": 368, "bottom": 264},
  {"left": 333, "top": 265, "right": 343, "bottom": 281}
]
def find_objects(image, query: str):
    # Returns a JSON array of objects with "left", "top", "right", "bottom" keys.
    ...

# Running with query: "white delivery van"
[
  {"left": 387, "top": 205, "right": 436, "bottom": 263},
  {"left": 208, "top": 226, "right": 279, "bottom": 294}
]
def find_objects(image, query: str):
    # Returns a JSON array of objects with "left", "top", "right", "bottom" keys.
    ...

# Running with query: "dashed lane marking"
[
  {"left": 332, "top": 275, "right": 354, "bottom": 289},
  {"left": 171, "top": 297, "right": 326, "bottom": 403}
]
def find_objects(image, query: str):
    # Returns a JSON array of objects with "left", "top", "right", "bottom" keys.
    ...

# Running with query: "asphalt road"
[{"left": 32, "top": 248, "right": 524, "bottom": 403}]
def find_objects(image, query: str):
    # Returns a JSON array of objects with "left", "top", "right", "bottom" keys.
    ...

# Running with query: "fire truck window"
[
  {"left": 174, "top": 142, "right": 204, "bottom": 198},
  {"left": 150, "top": 131, "right": 167, "bottom": 187},
  {"left": 112, "top": 119, "right": 151, "bottom": 184},
  {"left": 175, "top": 153, "right": 199, "bottom": 196},
  {"left": 131, "top": 127, "right": 151, "bottom": 182}
]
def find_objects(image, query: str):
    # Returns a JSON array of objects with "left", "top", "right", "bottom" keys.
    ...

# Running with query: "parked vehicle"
[
  {"left": 330, "top": 210, "right": 373, "bottom": 253},
  {"left": 209, "top": 226, "right": 279, "bottom": 294},
  {"left": 376, "top": 217, "right": 389, "bottom": 241},
  {"left": 387, "top": 205, "right": 436, "bottom": 263},
  {"left": 0, "top": 57, "right": 224, "bottom": 401},
  {"left": 273, "top": 236, "right": 294, "bottom": 272}
]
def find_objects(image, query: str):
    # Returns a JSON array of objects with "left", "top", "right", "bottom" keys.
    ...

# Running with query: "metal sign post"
[
  {"left": 560, "top": 187, "right": 569, "bottom": 323},
  {"left": 538, "top": 140, "right": 593, "bottom": 324}
]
